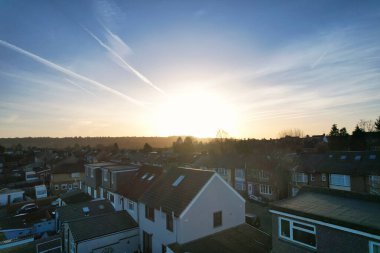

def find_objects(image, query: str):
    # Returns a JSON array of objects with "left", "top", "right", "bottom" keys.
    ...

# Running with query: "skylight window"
[
  {"left": 148, "top": 174, "right": 155, "bottom": 181},
  {"left": 141, "top": 173, "right": 149, "bottom": 179},
  {"left": 172, "top": 175, "right": 185, "bottom": 187}
]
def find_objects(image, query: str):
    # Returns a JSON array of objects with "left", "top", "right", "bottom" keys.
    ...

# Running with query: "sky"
[{"left": 0, "top": 0, "right": 379, "bottom": 139}]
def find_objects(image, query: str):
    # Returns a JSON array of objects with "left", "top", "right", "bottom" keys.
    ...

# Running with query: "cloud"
[
  {"left": 83, "top": 26, "right": 166, "bottom": 95},
  {"left": 0, "top": 39, "right": 144, "bottom": 106},
  {"left": 65, "top": 78, "right": 97, "bottom": 97}
]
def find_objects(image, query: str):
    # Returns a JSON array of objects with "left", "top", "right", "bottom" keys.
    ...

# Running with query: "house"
[
  {"left": 66, "top": 211, "right": 139, "bottom": 253},
  {"left": 56, "top": 199, "right": 115, "bottom": 253},
  {"left": 269, "top": 187, "right": 380, "bottom": 253},
  {"left": 0, "top": 234, "right": 62, "bottom": 252},
  {"left": 138, "top": 167, "right": 246, "bottom": 253},
  {"left": 0, "top": 188, "right": 24, "bottom": 206},
  {"left": 110, "top": 165, "right": 163, "bottom": 220},
  {"left": 167, "top": 223, "right": 271, "bottom": 253},
  {"left": 84, "top": 162, "right": 116, "bottom": 199},
  {"left": 57, "top": 190, "right": 92, "bottom": 206},
  {"left": 290, "top": 151, "right": 380, "bottom": 196},
  {"left": 50, "top": 158, "right": 84, "bottom": 194}
]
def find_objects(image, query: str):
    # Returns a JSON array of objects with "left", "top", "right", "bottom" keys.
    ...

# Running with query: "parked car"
[
  {"left": 16, "top": 203, "right": 38, "bottom": 214},
  {"left": 246, "top": 213, "right": 261, "bottom": 228}
]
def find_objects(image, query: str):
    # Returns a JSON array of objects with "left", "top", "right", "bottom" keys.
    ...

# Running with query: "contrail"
[
  {"left": 83, "top": 27, "right": 166, "bottom": 95},
  {"left": 0, "top": 39, "right": 144, "bottom": 106},
  {"left": 65, "top": 78, "right": 97, "bottom": 97}
]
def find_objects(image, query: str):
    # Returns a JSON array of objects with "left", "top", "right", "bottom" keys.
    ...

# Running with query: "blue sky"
[{"left": 0, "top": 0, "right": 379, "bottom": 138}]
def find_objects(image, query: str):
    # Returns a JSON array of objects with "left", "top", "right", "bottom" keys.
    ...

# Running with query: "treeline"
[{"left": 0, "top": 136, "right": 209, "bottom": 150}]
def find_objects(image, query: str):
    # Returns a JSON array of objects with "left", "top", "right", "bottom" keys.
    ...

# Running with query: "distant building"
[
  {"left": 290, "top": 151, "right": 380, "bottom": 197},
  {"left": 50, "top": 158, "right": 84, "bottom": 194},
  {"left": 0, "top": 188, "right": 24, "bottom": 206},
  {"left": 270, "top": 187, "right": 380, "bottom": 253}
]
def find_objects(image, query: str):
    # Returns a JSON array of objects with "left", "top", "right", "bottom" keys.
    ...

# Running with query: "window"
[
  {"left": 259, "top": 170, "right": 270, "bottom": 180},
  {"left": 330, "top": 174, "right": 350, "bottom": 190},
  {"left": 369, "top": 154, "right": 377, "bottom": 160},
  {"left": 172, "top": 175, "right": 185, "bottom": 186},
  {"left": 90, "top": 168, "right": 94, "bottom": 178},
  {"left": 142, "top": 173, "right": 149, "bottom": 179},
  {"left": 260, "top": 184, "right": 272, "bottom": 195},
  {"left": 235, "top": 181, "right": 245, "bottom": 191},
  {"left": 104, "top": 171, "right": 108, "bottom": 181},
  {"left": 109, "top": 193, "right": 114, "bottom": 203},
  {"left": 321, "top": 173, "right": 326, "bottom": 182},
  {"left": 213, "top": 211, "right": 222, "bottom": 228},
  {"left": 279, "top": 217, "right": 316, "bottom": 249},
  {"left": 370, "top": 241, "right": 380, "bottom": 253},
  {"left": 111, "top": 173, "right": 116, "bottom": 185},
  {"left": 355, "top": 155, "right": 361, "bottom": 161},
  {"left": 73, "top": 182, "right": 79, "bottom": 189},
  {"left": 369, "top": 176, "right": 380, "bottom": 195},
  {"left": 61, "top": 184, "right": 67, "bottom": 190},
  {"left": 310, "top": 174, "right": 315, "bottom": 182},
  {"left": 166, "top": 213, "right": 173, "bottom": 232},
  {"left": 294, "top": 173, "right": 308, "bottom": 183},
  {"left": 148, "top": 174, "right": 155, "bottom": 181},
  {"left": 71, "top": 172, "right": 80, "bottom": 178},
  {"left": 235, "top": 169, "right": 245, "bottom": 179},
  {"left": 217, "top": 168, "right": 227, "bottom": 176},
  {"left": 128, "top": 200, "right": 135, "bottom": 211},
  {"left": 145, "top": 205, "right": 155, "bottom": 221},
  {"left": 54, "top": 185, "right": 59, "bottom": 190},
  {"left": 68, "top": 184, "right": 72, "bottom": 190},
  {"left": 340, "top": 155, "right": 347, "bottom": 160}
]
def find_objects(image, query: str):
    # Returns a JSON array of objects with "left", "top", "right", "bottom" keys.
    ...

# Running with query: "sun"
[{"left": 153, "top": 87, "right": 239, "bottom": 138}]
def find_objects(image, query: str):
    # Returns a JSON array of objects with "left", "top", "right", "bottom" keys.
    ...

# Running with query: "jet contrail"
[
  {"left": 83, "top": 27, "right": 166, "bottom": 95},
  {"left": 65, "top": 78, "right": 97, "bottom": 97},
  {"left": 0, "top": 39, "right": 144, "bottom": 106}
]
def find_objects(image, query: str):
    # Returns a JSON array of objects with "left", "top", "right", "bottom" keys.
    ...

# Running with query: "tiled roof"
[
  {"left": 270, "top": 186, "right": 380, "bottom": 235},
  {"left": 68, "top": 210, "right": 138, "bottom": 242},
  {"left": 116, "top": 165, "right": 163, "bottom": 202},
  {"left": 139, "top": 167, "right": 215, "bottom": 216},
  {"left": 57, "top": 199, "right": 114, "bottom": 222},
  {"left": 297, "top": 151, "right": 380, "bottom": 175},
  {"left": 52, "top": 157, "right": 84, "bottom": 174},
  {"left": 169, "top": 224, "right": 271, "bottom": 253}
]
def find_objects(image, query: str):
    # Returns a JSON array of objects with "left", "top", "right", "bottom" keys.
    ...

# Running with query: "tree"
[
  {"left": 142, "top": 143, "right": 153, "bottom": 153},
  {"left": 375, "top": 116, "right": 380, "bottom": 131},
  {"left": 358, "top": 119, "right": 375, "bottom": 132},
  {"left": 339, "top": 127, "right": 349, "bottom": 136},
  {"left": 278, "top": 128, "right": 304, "bottom": 138},
  {"left": 329, "top": 124, "right": 339, "bottom": 136},
  {"left": 350, "top": 125, "right": 366, "bottom": 151}
]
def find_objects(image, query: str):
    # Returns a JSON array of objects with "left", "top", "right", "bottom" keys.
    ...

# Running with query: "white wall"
[
  {"left": 123, "top": 198, "right": 139, "bottom": 222},
  {"left": 138, "top": 203, "right": 177, "bottom": 253},
  {"left": 76, "top": 229, "right": 139, "bottom": 253},
  {"left": 178, "top": 175, "right": 245, "bottom": 243},
  {"left": 0, "top": 191, "right": 24, "bottom": 206}
]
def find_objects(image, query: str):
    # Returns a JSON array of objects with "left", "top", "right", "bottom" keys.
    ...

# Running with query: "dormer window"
[{"left": 172, "top": 175, "right": 185, "bottom": 187}]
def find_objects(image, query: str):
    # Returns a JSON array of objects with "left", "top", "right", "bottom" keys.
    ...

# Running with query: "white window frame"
[
  {"left": 369, "top": 241, "right": 380, "bottom": 253},
  {"left": 294, "top": 173, "right": 308, "bottom": 183},
  {"left": 278, "top": 217, "right": 317, "bottom": 249},
  {"left": 329, "top": 174, "right": 351, "bottom": 190},
  {"left": 259, "top": 184, "right": 272, "bottom": 195},
  {"left": 310, "top": 174, "right": 315, "bottom": 182},
  {"left": 68, "top": 184, "right": 73, "bottom": 190},
  {"left": 128, "top": 200, "right": 135, "bottom": 211},
  {"left": 90, "top": 168, "right": 94, "bottom": 178},
  {"left": 61, "top": 184, "right": 67, "bottom": 190},
  {"left": 321, "top": 173, "right": 326, "bottom": 182}
]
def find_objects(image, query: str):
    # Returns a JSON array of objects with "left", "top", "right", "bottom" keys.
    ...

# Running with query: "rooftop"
[
  {"left": 59, "top": 190, "right": 92, "bottom": 205},
  {"left": 68, "top": 210, "right": 138, "bottom": 242},
  {"left": 140, "top": 167, "right": 215, "bottom": 216},
  {"left": 56, "top": 199, "right": 114, "bottom": 223},
  {"left": 270, "top": 186, "right": 380, "bottom": 235},
  {"left": 168, "top": 224, "right": 271, "bottom": 253}
]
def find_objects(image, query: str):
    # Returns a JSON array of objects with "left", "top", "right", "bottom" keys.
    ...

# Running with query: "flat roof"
[{"left": 270, "top": 187, "right": 380, "bottom": 235}]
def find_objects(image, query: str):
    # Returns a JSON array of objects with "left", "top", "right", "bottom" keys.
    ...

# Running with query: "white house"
[{"left": 138, "top": 167, "right": 246, "bottom": 253}]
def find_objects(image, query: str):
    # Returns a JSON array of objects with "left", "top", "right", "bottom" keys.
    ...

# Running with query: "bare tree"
[
  {"left": 278, "top": 128, "right": 305, "bottom": 138},
  {"left": 358, "top": 119, "right": 375, "bottom": 132}
]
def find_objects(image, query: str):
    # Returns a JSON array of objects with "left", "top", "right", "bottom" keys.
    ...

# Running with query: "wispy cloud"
[
  {"left": 83, "top": 26, "right": 166, "bottom": 95},
  {"left": 0, "top": 39, "right": 144, "bottom": 106}
]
